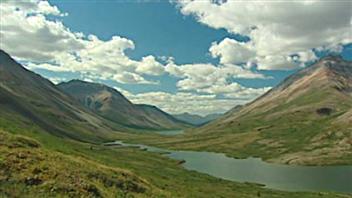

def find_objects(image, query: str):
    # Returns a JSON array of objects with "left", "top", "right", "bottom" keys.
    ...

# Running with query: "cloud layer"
[
  {"left": 165, "top": 60, "right": 270, "bottom": 95},
  {"left": 0, "top": 0, "right": 165, "bottom": 84},
  {"left": 176, "top": 0, "right": 352, "bottom": 70},
  {"left": 116, "top": 89, "right": 252, "bottom": 116}
]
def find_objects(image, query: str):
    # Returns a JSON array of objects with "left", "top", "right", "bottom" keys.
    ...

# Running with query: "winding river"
[{"left": 106, "top": 140, "right": 352, "bottom": 193}]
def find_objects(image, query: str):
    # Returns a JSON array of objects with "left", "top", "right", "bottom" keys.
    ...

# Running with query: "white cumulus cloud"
[
  {"left": 0, "top": 0, "right": 164, "bottom": 84},
  {"left": 165, "top": 60, "right": 270, "bottom": 95},
  {"left": 176, "top": 0, "right": 352, "bottom": 70},
  {"left": 209, "top": 38, "right": 255, "bottom": 64},
  {"left": 115, "top": 89, "right": 252, "bottom": 116}
]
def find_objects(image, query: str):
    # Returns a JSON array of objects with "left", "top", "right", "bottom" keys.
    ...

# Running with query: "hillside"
[
  {"left": 206, "top": 56, "right": 352, "bottom": 131},
  {"left": 143, "top": 56, "right": 352, "bottom": 165},
  {"left": 173, "top": 112, "right": 222, "bottom": 126},
  {"left": 58, "top": 80, "right": 190, "bottom": 130},
  {"left": 0, "top": 130, "right": 164, "bottom": 197},
  {"left": 0, "top": 50, "right": 131, "bottom": 143}
]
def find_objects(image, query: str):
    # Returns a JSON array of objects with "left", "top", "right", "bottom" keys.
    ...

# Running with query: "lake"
[{"left": 108, "top": 141, "right": 352, "bottom": 193}]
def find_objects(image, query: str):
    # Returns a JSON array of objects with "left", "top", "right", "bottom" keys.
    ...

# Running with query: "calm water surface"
[{"left": 109, "top": 141, "right": 352, "bottom": 193}]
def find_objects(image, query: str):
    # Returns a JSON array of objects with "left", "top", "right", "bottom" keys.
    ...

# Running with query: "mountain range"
[
  {"left": 172, "top": 112, "right": 222, "bottom": 126},
  {"left": 58, "top": 80, "right": 189, "bottom": 130},
  {"left": 0, "top": 50, "right": 123, "bottom": 142},
  {"left": 0, "top": 50, "right": 188, "bottom": 144},
  {"left": 1, "top": 49, "right": 351, "bottom": 165},
  {"left": 160, "top": 56, "right": 352, "bottom": 165}
]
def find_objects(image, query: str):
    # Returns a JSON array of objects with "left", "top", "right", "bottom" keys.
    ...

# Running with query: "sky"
[{"left": 0, "top": 0, "right": 351, "bottom": 116}]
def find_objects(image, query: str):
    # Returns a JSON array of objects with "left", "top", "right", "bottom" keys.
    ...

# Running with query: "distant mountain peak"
[
  {"left": 269, "top": 56, "right": 351, "bottom": 94},
  {"left": 320, "top": 54, "right": 344, "bottom": 62},
  {"left": 193, "top": 56, "right": 352, "bottom": 165},
  {"left": 319, "top": 56, "right": 352, "bottom": 78},
  {"left": 173, "top": 112, "right": 222, "bottom": 126},
  {"left": 58, "top": 80, "right": 190, "bottom": 130},
  {"left": 302, "top": 55, "right": 351, "bottom": 76},
  {"left": 59, "top": 79, "right": 125, "bottom": 99},
  {"left": 62, "top": 79, "right": 111, "bottom": 89}
]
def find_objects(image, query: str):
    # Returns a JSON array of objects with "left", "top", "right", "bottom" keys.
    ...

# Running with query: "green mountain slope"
[
  {"left": 58, "top": 80, "right": 190, "bottom": 130},
  {"left": 145, "top": 56, "right": 352, "bottom": 165},
  {"left": 203, "top": 56, "right": 352, "bottom": 133},
  {"left": 0, "top": 50, "right": 127, "bottom": 142}
]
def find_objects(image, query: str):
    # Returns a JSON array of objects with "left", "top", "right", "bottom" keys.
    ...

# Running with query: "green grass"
[
  {"left": 0, "top": 130, "right": 164, "bottom": 198},
  {"left": 111, "top": 88, "right": 352, "bottom": 166},
  {"left": 0, "top": 118, "right": 350, "bottom": 197},
  {"left": 0, "top": 84, "right": 350, "bottom": 197}
]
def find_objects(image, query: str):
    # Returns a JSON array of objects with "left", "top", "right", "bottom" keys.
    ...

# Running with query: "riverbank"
[
  {"left": 1, "top": 128, "right": 349, "bottom": 197},
  {"left": 104, "top": 140, "right": 352, "bottom": 194}
]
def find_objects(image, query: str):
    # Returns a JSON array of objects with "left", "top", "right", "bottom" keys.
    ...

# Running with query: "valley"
[
  {"left": 116, "top": 56, "right": 352, "bottom": 166},
  {"left": 1, "top": 1, "right": 352, "bottom": 197},
  {"left": 0, "top": 51, "right": 351, "bottom": 197}
]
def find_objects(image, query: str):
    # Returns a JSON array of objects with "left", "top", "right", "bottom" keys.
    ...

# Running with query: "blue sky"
[
  {"left": 48, "top": 0, "right": 352, "bottom": 91},
  {"left": 50, "top": 1, "right": 226, "bottom": 63},
  {"left": 1, "top": 0, "right": 351, "bottom": 115},
  {"left": 48, "top": 0, "right": 276, "bottom": 93}
]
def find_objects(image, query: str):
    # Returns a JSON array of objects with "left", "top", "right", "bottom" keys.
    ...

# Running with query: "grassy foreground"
[
  {"left": 0, "top": 121, "right": 350, "bottom": 198},
  {"left": 0, "top": 130, "right": 164, "bottom": 197}
]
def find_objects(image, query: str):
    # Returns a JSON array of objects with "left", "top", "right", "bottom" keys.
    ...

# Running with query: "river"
[{"left": 106, "top": 140, "right": 352, "bottom": 193}]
